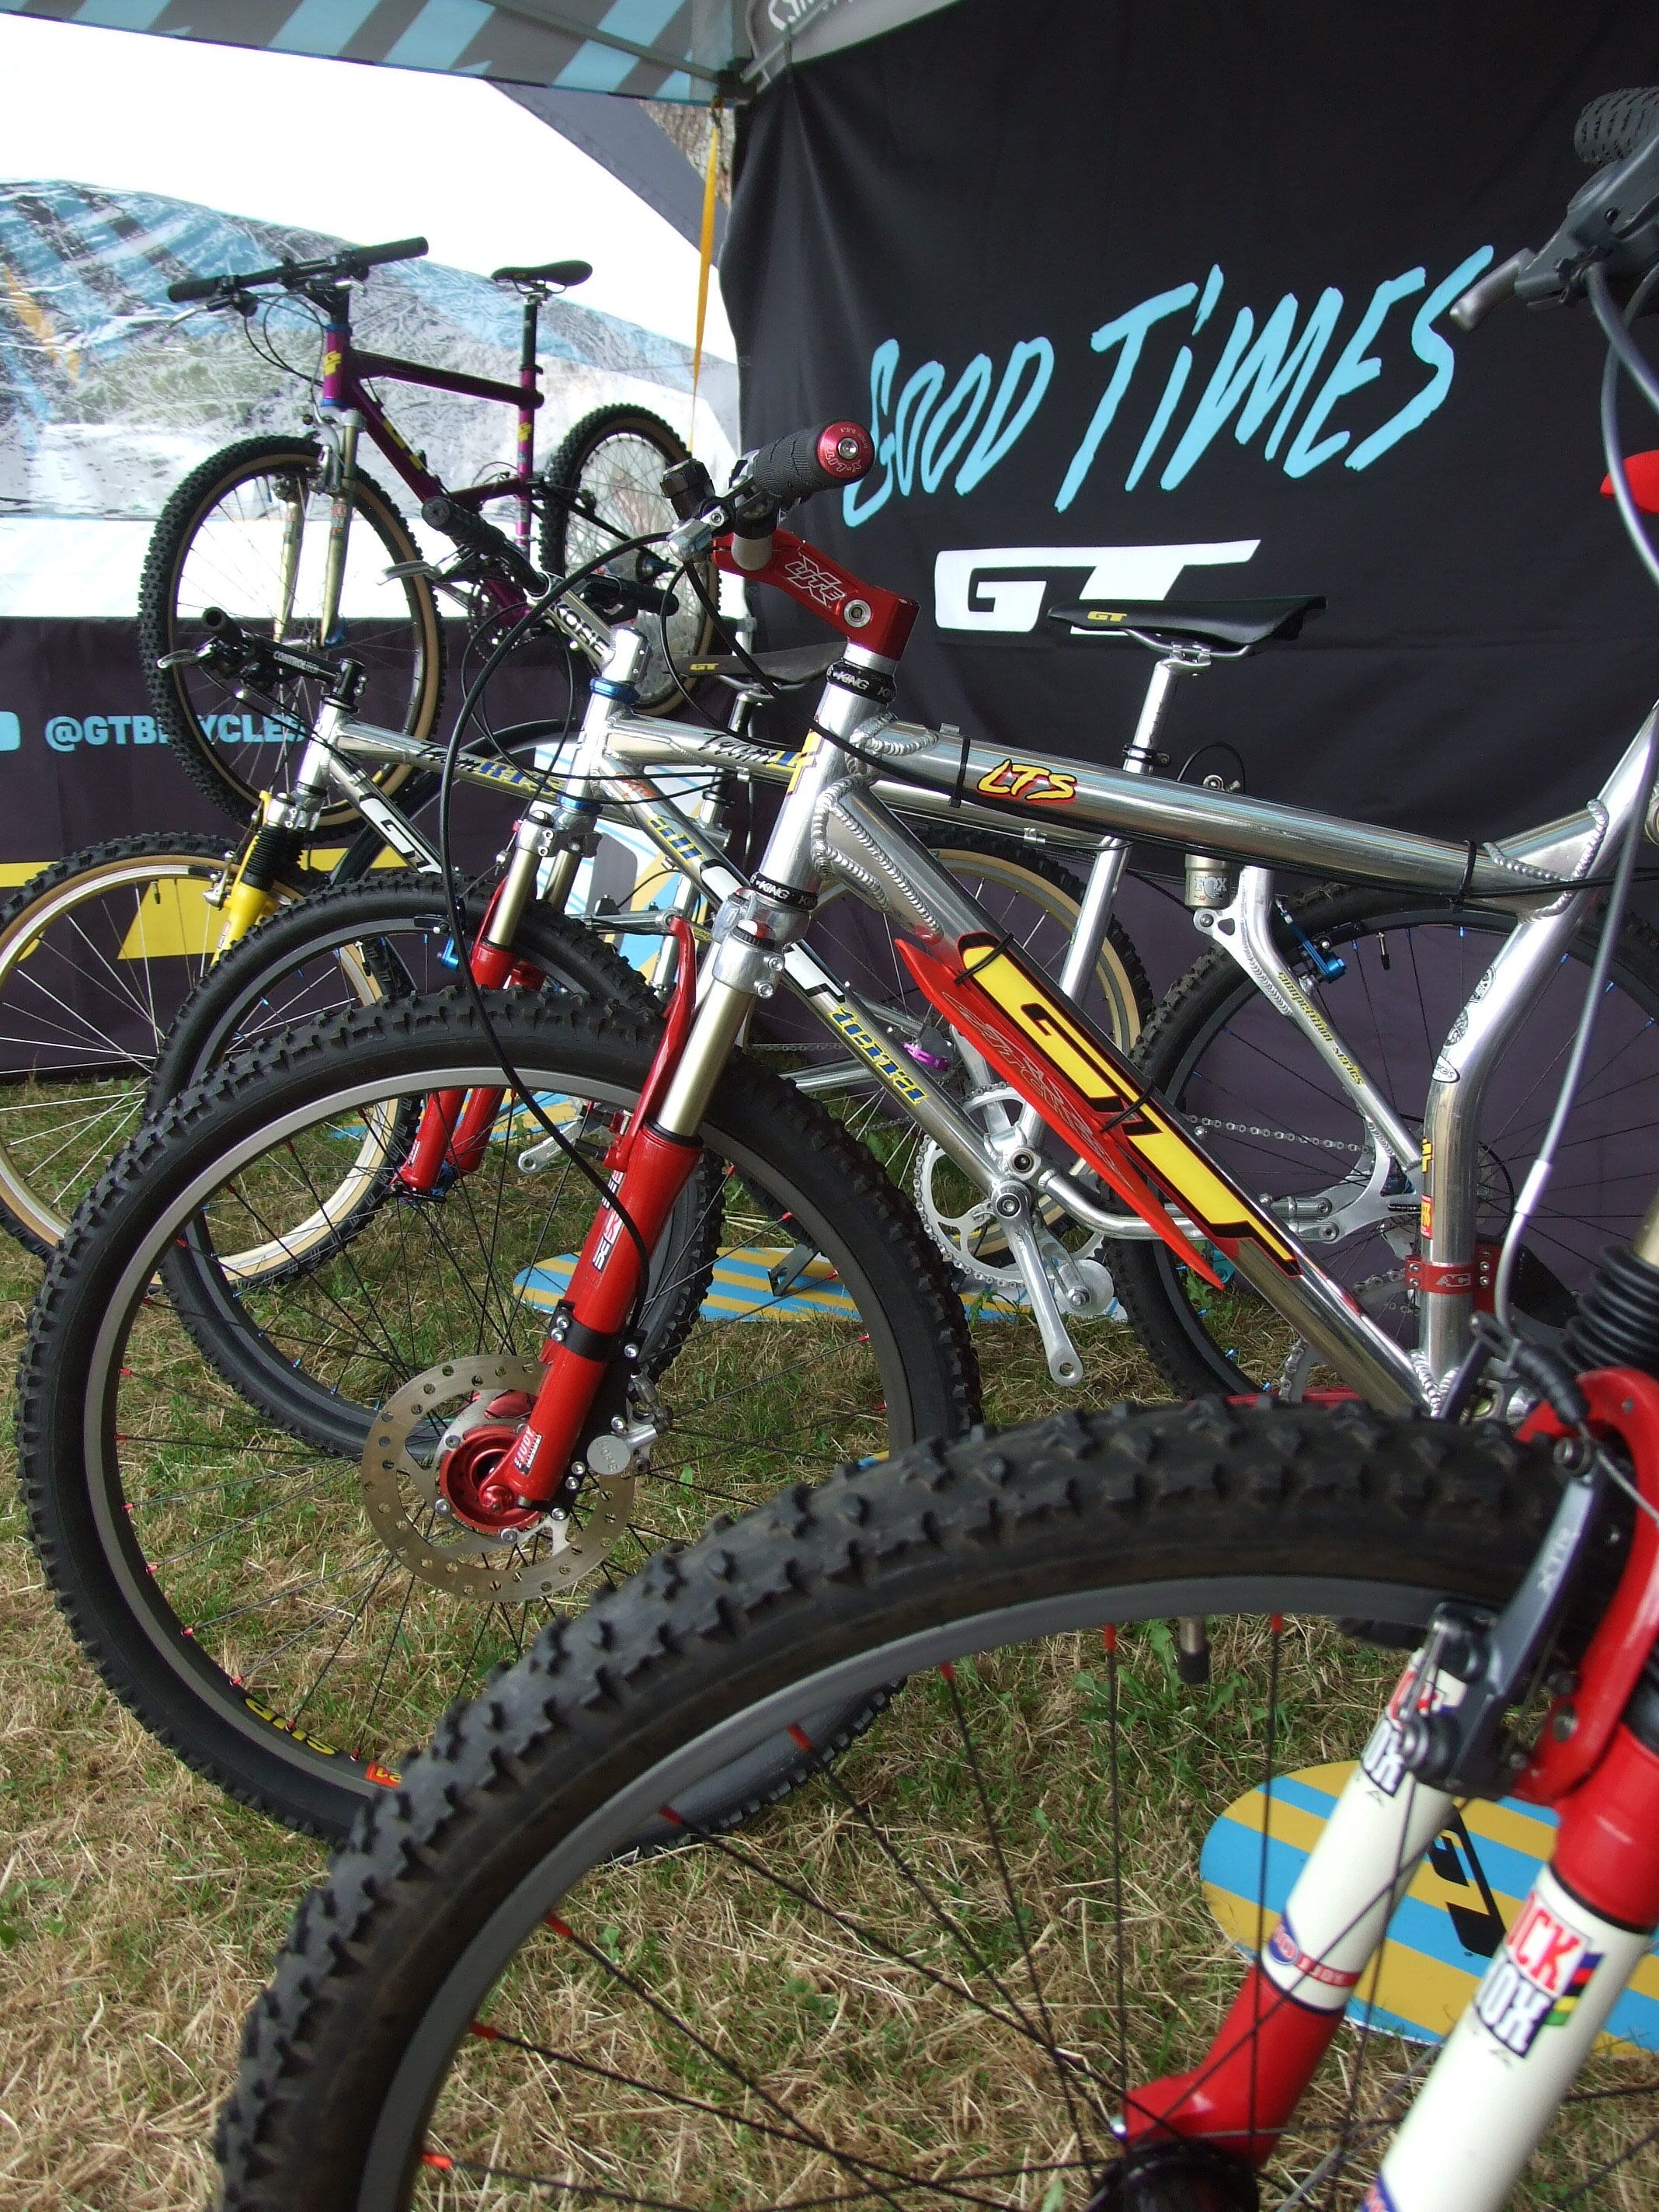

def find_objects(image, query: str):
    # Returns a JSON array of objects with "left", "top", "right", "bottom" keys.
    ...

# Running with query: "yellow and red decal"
[
  {"left": 896, "top": 931, "right": 1301, "bottom": 1285},
  {"left": 975, "top": 757, "right": 1077, "bottom": 805}
]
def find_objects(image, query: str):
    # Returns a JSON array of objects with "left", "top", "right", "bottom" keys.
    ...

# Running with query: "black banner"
[{"left": 722, "top": 0, "right": 1659, "bottom": 847}]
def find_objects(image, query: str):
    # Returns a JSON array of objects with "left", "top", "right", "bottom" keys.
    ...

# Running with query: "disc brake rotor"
[
  {"left": 913, "top": 1084, "right": 1109, "bottom": 1286},
  {"left": 360, "top": 1355, "right": 634, "bottom": 1601}
]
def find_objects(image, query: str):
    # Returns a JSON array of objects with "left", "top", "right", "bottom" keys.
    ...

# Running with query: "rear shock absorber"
[{"left": 1565, "top": 1195, "right": 1659, "bottom": 1379}]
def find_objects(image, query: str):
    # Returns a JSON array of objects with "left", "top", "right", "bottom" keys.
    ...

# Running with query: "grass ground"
[
  {"left": 4, "top": 1188, "right": 1657, "bottom": 2211},
  {"left": 0, "top": 1228, "right": 326, "bottom": 2210},
  {"left": 0, "top": 1195, "right": 1183, "bottom": 2212}
]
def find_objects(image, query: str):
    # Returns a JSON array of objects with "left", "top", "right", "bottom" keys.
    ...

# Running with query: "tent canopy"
[{"left": 2, "top": 0, "right": 961, "bottom": 103}]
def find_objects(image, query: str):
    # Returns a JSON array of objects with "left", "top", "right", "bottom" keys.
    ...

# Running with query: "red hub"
[{"left": 439, "top": 1397, "right": 543, "bottom": 1533}]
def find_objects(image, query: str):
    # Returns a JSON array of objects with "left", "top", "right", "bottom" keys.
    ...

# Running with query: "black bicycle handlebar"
[{"left": 167, "top": 235, "right": 428, "bottom": 306}]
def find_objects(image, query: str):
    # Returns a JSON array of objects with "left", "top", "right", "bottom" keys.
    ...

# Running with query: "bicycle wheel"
[
  {"left": 138, "top": 436, "right": 442, "bottom": 825},
  {"left": 1113, "top": 887, "right": 1659, "bottom": 1399},
  {"left": 19, "top": 992, "right": 978, "bottom": 1837},
  {"left": 143, "top": 874, "right": 656, "bottom": 1292},
  {"left": 0, "top": 831, "right": 307, "bottom": 1256},
  {"left": 213, "top": 1399, "right": 1650, "bottom": 2212},
  {"left": 540, "top": 405, "right": 716, "bottom": 712},
  {"left": 148, "top": 873, "right": 654, "bottom": 1111}
]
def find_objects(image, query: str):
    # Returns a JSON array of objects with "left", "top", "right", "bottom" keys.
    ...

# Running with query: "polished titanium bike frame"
[{"left": 320, "top": 518, "right": 1654, "bottom": 1416}]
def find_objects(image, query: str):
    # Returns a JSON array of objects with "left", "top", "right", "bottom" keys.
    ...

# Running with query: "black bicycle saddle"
[{"left": 1049, "top": 596, "right": 1326, "bottom": 652}]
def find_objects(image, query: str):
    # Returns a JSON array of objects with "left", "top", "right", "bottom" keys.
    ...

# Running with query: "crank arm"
[{"left": 998, "top": 1199, "right": 1087, "bottom": 1388}]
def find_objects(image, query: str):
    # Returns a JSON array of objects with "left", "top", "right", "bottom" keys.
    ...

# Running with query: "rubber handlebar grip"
[
  {"left": 744, "top": 421, "right": 875, "bottom": 506},
  {"left": 422, "top": 497, "right": 544, "bottom": 593},
  {"left": 1575, "top": 89, "right": 1659, "bottom": 167},
  {"left": 354, "top": 236, "right": 429, "bottom": 270}
]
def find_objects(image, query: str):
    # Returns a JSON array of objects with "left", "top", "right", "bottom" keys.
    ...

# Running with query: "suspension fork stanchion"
[
  {"left": 504, "top": 645, "right": 896, "bottom": 1509},
  {"left": 315, "top": 305, "right": 360, "bottom": 650},
  {"left": 209, "top": 687, "right": 359, "bottom": 952},
  {"left": 1366, "top": 1376, "right": 1659, "bottom": 2212}
]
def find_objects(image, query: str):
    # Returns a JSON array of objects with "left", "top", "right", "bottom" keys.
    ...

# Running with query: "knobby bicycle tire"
[
  {"left": 212, "top": 1399, "right": 1586, "bottom": 2212},
  {"left": 19, "top": 992, "right": 979, "bottom": 1838}
]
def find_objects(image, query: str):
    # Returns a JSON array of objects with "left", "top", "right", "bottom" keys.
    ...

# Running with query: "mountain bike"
[
  {"left": 344, "top": 381, "right": 1657, "bottom": 1418},
  {"left": 0, "top": 615, "right": 1144, "bottom": 1256},
  {"left": 141, "top": 234, "right": 715, "bottom": 825},
  {"left": 209, "top": 92, "right": 1659, "bottom": 2211},
  {"left": 20, "top": 141, "right": 1659, "bottom": 1838}
]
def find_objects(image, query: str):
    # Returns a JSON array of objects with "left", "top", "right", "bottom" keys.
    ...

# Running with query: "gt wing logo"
[{"left": 934, "top": 541, "right": 1258, "bottom": 634}]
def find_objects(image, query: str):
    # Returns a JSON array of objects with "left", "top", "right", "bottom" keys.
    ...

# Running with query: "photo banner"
[{"left": 722, "top": 0, "right": 1659, "bottom": 847}]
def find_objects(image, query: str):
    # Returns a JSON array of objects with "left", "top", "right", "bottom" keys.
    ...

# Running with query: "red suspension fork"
[
  {"left": 397, "top": 864, "right": 549, "bottom": 1195},
  {"left": 508, "top": 918, "right": 702, "bottom": 1505}
]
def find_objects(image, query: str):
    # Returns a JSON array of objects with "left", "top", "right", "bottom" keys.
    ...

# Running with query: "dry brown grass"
[{"left": 0, "top": 1242, "right": 328, "bottom": 2210}]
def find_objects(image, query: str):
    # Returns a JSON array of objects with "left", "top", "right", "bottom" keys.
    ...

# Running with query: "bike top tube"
[{"left": 332, "top": 677, "right": 1648, "bottom": 910}]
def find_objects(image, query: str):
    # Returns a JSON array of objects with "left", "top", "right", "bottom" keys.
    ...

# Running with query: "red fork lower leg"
[
  {"left": 396, "top": 899, "right": 548, "bottom": 1194},
  {"left": 1124, "top": 1969, "right": 1344, "bottom": 2163},
  {"left": 508, "top": 1118, "right": 701, "bottom": 1503}
]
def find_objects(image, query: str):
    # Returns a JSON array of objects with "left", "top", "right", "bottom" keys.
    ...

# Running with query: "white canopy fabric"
[{"left": 1, "top": 1, "right": 965, "bottom": 105}]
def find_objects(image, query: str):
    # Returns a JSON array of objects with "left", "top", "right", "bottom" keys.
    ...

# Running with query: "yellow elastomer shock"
[{"left": 214, "top": 875, "right": 279, "bottom": 956}]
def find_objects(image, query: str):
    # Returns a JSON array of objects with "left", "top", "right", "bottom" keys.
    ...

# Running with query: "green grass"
[{"left": 4, "top": 1136, "right": 1658, "bottom": 2210}]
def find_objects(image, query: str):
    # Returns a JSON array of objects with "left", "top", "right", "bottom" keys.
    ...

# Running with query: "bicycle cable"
[
  {"left": 1492, "top": 258, "right": 1659, "bottom": 1334},
  {"left": 433, "top": 527, "right": 679, "bottom": 1304}
]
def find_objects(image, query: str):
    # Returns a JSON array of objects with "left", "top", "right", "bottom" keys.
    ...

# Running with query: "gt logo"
[
  {"left": 1474, "top": 1895, "right": 1601, "bottom": 2057},
  {"left": 976, "top": 757, "right": 1077, "bottom": 805}
]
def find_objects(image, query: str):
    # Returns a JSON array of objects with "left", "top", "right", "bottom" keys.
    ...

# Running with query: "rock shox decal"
[{"left": 1475, "top": 1894, "right": 1603, "bottom": 2059}]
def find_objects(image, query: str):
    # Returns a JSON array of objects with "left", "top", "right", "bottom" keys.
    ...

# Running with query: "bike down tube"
[{"left": 812, "top": 779, "right": 1426, "bottom": 1409}]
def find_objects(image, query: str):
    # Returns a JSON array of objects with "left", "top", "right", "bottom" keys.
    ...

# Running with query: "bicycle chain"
[{"left": 1187, "top": 1114, "right": 1364, "bottom": 1160}]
